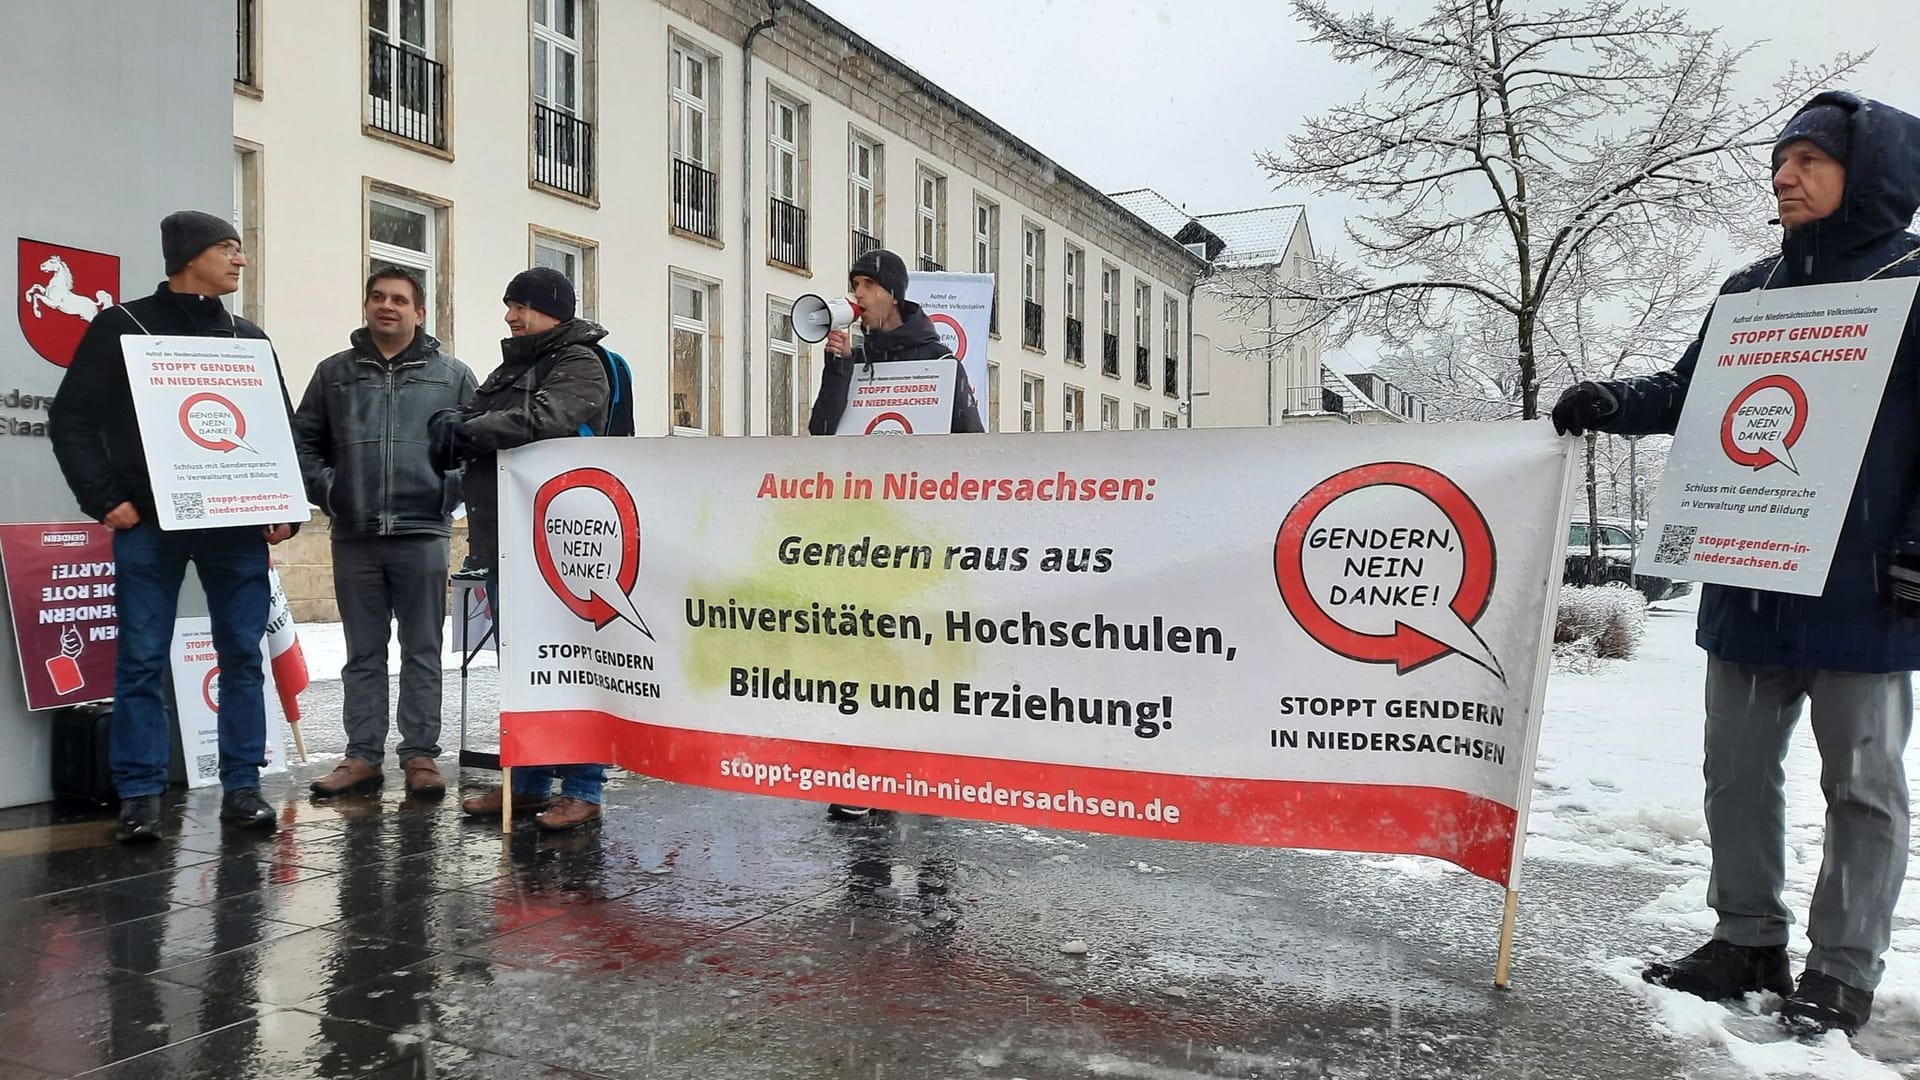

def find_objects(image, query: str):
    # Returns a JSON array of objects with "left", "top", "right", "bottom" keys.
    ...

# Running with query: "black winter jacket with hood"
[
  {"left": 1597, "top": 91, "right": 1920, "bottom": 672},
  {"left": 807, "top": 301, "right": 986, "bottom": 434},
  {"left": 294, "top": 328, "right": 476, "bottom": 539}
]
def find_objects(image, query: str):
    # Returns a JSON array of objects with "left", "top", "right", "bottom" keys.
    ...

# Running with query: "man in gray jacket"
[{"left": 295, "top": 267, "right": 475, "bottom": 799}]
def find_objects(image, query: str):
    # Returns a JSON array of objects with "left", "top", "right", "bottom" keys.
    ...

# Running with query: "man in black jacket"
[
  {"left": 434, "top": 267, "right": 613, "bottom": 832},
  {"left": 48, "top": 210, "right": 304, "bottom": 842},
  {"left": 295, "top": 267, "right": 475, "bottom": 800},
  {"left": 808, "top": 249, "right": 982, "bottom": 821},
  {"left": 808, "top": 247, "right": 986, "bottom": 435}
]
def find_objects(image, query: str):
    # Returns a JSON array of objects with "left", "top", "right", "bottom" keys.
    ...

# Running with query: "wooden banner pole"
[
  {"left": 501, "top": 767, "right": 513, "bottom": 834},
  {"left": 288, "top": 721, "right": 308, "bottom": 764},
  {"left": 1494, "top": 889, "right": 1521, "bottom": 988}
]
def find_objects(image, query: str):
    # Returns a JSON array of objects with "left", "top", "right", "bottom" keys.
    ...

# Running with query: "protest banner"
[
  {"left": 120, "top": 336, "right": 303, "bottom": 530},
  {"left": 1638, "top": 278, "right": 1920, "bottom": 594},
  {"left": 907, "top": 271, "right": 993, "bottom": 402},
  {"left": 169, "top": 616, "right": 291, "bottom": 788},
  {"left": 832, "top": 359, "right": 958, "bottom": 436},
  {"left": 498, "top": 423, "right": 1572, "bottom": 896},
  {"left": 0, "top": 522, "right": 116, "bottom": 709}
]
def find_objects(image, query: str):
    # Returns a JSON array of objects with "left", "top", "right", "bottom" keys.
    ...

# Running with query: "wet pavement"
[{"left": 0, "top": 672, "right": 1776, "bottom": 1078}]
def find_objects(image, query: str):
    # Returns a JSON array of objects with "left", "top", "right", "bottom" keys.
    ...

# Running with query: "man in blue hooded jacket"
[{"left": 1553, "top": 92, "right": 1920, "bottom": 1035}]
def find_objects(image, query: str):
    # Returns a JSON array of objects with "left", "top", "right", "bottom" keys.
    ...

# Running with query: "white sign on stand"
[
  {"left": 120, "top": 336, "right": 303, "bottom": 530},
  {"left": 1638, "top": 278, "right": 1920, "bottom": 595},
  {"left": 170, "top": 617, "right": 291, "bottom": 788},
  {"left": 832, "top": 359, "right": 958, "bottom": 436},
  {"left": 907, "top": 271, "right": 993, "bottom": 403}
]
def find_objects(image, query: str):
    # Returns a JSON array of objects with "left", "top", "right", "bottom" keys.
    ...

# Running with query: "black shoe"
[
  {"left": 219, "top": 787, "right": 278, "bottom": 830},
  {"left": 827, "top": 804, "right": 874, "bottom": 821},
  {"left": 1642, "top": 939, "right": 1793, "bottom": 1000},
  {"left": 115, "top": 795, "right": 162, "bottom": 844},
  {"left": 1780, "top": 971, "right": 1874, "bottom": 1034}
]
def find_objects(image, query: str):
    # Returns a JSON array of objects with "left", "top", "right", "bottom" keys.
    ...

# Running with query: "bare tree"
[{"left": 1231, "top": 0, "right": 1863, "bottom": 418}]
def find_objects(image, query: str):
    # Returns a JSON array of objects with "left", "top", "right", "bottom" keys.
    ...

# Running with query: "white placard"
[
  {"left": 120, "top": 336, "right": 303, "bottom": 530},
  {"left": 832, "top": 359, "right": 959, "bottom": 436},
  {"left": 907, "top": 271, "right": 993, "bottom": 403},
  {"left": 1637, "top": 278, "right": 1920, "bottom": 595},
  {"left": 171, "top": 616, "right": 290, "bottom": 788}
]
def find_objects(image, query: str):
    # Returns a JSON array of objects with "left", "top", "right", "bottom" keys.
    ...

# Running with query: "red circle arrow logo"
[
  {"left": 532, "top": 468, "right": 650, "bottom": 635},
  {"left": 1720, "top": 374, "right": 1807, "bottom": 473}
]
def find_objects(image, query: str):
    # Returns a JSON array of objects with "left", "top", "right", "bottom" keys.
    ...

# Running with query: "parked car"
[{"left": 1564, "top": 517, "right": 1693, "bottom": 603}]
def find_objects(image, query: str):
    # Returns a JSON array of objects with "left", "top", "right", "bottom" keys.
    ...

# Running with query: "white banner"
[
  {"left": 170, "top": 616, "right": 290, "bottom": 788},
  {"left": 907, "top": 271, "right": 993, "bottom": 405},
  {"left": 832, "top": 359, "right": 958, "bottom": 436},
  {"left": 1638, "top": 278, "right": 1920, "bottom": 594},
  {"left": 496, "top": 422, "right": 1574, "bottom": 885},
  {"left": 120, "top": 336, "right": 303, "bottom": 530}
]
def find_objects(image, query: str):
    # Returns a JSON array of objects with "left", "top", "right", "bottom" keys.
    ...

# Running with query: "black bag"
[{"left": 51, "top": 703, "right": 115, "bottom": 807}]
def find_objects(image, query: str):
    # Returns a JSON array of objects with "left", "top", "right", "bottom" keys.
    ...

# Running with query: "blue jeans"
[
  {"left": 487, "top": 570, "right": 606, "bottom": 805},
  {"left": 112, "top": 523, "right": 270, "bottom": 796}
]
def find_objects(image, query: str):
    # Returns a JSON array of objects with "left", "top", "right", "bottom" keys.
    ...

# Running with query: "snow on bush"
[{"left": 1555, "top": 583, "right": 1648, "bottom": 663}]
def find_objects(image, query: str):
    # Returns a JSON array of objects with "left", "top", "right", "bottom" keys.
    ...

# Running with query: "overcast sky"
[{"left": 809, "top": 0, "right": 1917, "bottom": 235}]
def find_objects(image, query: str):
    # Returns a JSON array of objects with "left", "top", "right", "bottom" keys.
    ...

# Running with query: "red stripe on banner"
[
  {"left": 270, "top": 640, "right": 308, "bottom": 722},
  {"left": 502, "top": 710, "right": 1519, "bottom": 884}
]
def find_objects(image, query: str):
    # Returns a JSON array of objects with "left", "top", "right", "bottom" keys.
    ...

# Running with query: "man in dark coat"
[
  {"left": 295, "top": 267, "right": 475, "bottom": 800},
  {"left": 1553, "top": 92, "right": 1920, "bottom": 1034},
  {"left": 808, "top": 247, "right": 986, "bottom": 435},
  {"left": 49, "top": 210, "right": 304, "bottom": 842},
  {"left": 432, "top": 267, "right": 611, "bottom": 832}
]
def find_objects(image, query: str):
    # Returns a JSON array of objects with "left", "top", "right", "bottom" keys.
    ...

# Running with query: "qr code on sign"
[
  {"left": 1654, "top": 523, "right": 1698, "bottom": 565},
  {"left": 195, "top": 753, "right": 217, "bottom": 779},
  {"left": 172, "top": 491, "right": 206, "bottom": 521}
]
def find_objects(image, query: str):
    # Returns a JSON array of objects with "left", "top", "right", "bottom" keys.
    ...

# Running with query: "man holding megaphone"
[{"left": 804, "top": 248, "right": 985, "bottom": 436}]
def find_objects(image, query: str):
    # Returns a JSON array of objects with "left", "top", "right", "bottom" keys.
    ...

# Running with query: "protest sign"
[
  {"left": 1638, "top": 278, "right": 1920, "bottom": 594},
  {"left": 120, "top": 336, "right": 303, "bottom": 530},
  {"left": 831, "top": 359, "right": 958, "bottom": 435},
  {"left": 907, "top": 271, "right": 993, "bottom": 402},
  {"left": 497, "top": 422, "right": 1574, "bottom": 888},
  {"left": 170, "top": 616, "right": 291, "bottom": 788},
  {"left": 0, "top": 522, "right": 116, "bottom": 709}
]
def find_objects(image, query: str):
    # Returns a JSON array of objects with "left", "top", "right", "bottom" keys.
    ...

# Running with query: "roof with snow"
[
  {"left": 1108, "top": 189, "right": 1197, "bottom": 240},
  {"left": 1107, "top": 189, "right": 1305, "bottom": 268}
]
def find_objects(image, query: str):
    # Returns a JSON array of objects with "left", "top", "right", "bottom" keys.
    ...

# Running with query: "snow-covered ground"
[{"left": 1537, "top": 591, "right": 1920, "bottom": 1077}]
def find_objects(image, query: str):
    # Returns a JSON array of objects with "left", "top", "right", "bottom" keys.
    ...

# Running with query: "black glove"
[
  {"left": 428, "top": 408, "right": 468, "bottom": 472},
  {"left": 1550, "top": 381, "right": 1620, "bottom": 436},
  {"left": 1889, "top": 546, "right": 1920, "bottom": 616}
]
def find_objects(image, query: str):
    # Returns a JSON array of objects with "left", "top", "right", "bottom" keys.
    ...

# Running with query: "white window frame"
[
  {"left": 916, "top": 168, "right": 944, "bottom": 267},
  {"left": 1101, "top": 264, "right": 1118, "bottom": 336},
  {"left": 369, "top": 0, "right": 436, "bottom": 134},
  {"left": 974, "top": 199, "right": 998, "bottom": 275},
  {"left": 671, "top": 42, "right": 712, "bottom": 168},
  {"left": 1062, "top": 385, "right": 1082, "bottom": 432},
  {"left": 1020, "top": 373, "right": 1041, "bottom": 432},
  {"left": 1134, "top": 404, "right": 1151, "bottom": 430},
  {"left": 850, "top": 132, "right": 880, "bottom": 244},
  {"left": 531, "top": 0, "right": 581, "bottom": 114},
  {"left": 1165, "top": 413, "right": 1179, "bottom": 429},
  {"left": 670, "top": 275, "right": 711, "bottom": 436},
  {"left": 1100, "top": 395, "right": 1119, "bottom": 431},
  {"left": 533, "top": 232, "right": 591, "bottom": 318},
  {"left": 1165, "top": 296, "right": 1181, "bottom": 360},
  {"left": 1022, "top": 225, "right": 1043, "bottom": 305},
  {"left": 1064, "top": 245, "right": 1083, "bottom": 322},
  {"left": 986, "top": 362, "right": 1000, "bottom": 433},
  {"left": 767, "top": 296, "right": 804, "bottom": 437},
  {"left": 769, "top": 92, "right": 801, "bottom": 205},
  {"left": 367, "top": 190, "right": 438, "bottom": 335}
]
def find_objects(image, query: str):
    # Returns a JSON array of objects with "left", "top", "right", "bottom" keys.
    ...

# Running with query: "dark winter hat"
[
  {"left": 502, "top": 266, "right": 576, "bottom": 321},
  {"left": 849, "top": 248, "right": 909, "bottom": 302},
  {"left": 160, "top": 210, "right": 240, "bottom": 275},
  {"left": 1775, "top": 101, "right": 1855, "bottom": 168}
]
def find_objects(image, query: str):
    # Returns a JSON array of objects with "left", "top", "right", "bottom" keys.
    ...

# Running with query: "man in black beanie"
[
  {"left": 49, "top": 210, "right": 304, "bottom": 842},
  {"left": 1553, "top": 92, "right": 1920, "bottom": 1035},
  {"left": 432, "top": 267, "right": 614, "bottom": 832},
  {"left": 808, "top": 247, "right": 985, "bottom": 436}
]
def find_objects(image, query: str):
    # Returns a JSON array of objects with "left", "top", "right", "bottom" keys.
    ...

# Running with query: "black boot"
[
  {"left": 1780, "top": 971, "right": 1873, "bottom": 1034},
  {"left": 1642, "top": 939, "right": 1793, "bottom": 1000},
  {"left": 115, "top": 795, "right": 162, "bottom": 844},
  {"left": 219, "top": 787, "right": 278, "bottom": 830}
]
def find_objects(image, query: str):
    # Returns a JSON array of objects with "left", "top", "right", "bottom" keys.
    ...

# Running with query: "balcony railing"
[
  {"left": 673, "top": 158, "right": 718, "bottom": 239},
  {"left": 1022, "top": 301, "right": 1044, "bottom": 350},
  {"left": 851, "top": 229, "right": 881, "bottom": 262},
  {"left": 236, "top": 0, "right": 256, "bottom": 87},
  {"left": 533, "top": 103, "right": 594, "bottom": 198},
  {"left": 919, "top": 256, "right": 943, "bottom": 272},
  {"left": 368, "top": 37, "right": 447, "bottom": 148},
  {"left": 1065, "top": 317, "right": 1084, "bottom": 363},
  {"left": 1135, "top": 346, "right": 1151, "bottom": 387},
  {"left": 770, "top": 197, "right": 807, "bottom": 269},
  {"left": 1164, "top": 356, "right": 1179, "bottom": 397},
  {"left": 1101, "top": 333, "right": 1119, "bottom": 377}
]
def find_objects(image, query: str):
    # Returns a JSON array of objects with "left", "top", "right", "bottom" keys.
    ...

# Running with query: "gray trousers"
[
  {"left": 333, "top": 535, "right": 449, "bottom": 763},
  {"left": 1704, "top": 657, "right": 1912, "bottom": 990}
]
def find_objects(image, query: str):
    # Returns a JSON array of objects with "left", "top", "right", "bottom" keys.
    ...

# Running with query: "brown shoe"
[
  {"left": 310, "top": 757, "right": 383, "bottom": 797},
  {"left": 460, "top": 787, "right": 550, "bottom": 818},
  {"left": 400, "top": 756, "right": 446, "bottom": 798},
  {"left": 534, "top": 797, "right": 602, "bottom": 832}
]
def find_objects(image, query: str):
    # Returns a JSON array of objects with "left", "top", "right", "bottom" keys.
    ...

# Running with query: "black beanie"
[
  {"left": 503, "top": 267, "right": 576, "bottom": 321},
  {"left": 161, "top": 210, "right": 240, "bottom": 275},
  {"left": 1775, "top": 101, "right": 1855, "bottom": 169},
  {"left": 849, "top": 248, "right": 909, "bottom": 302}
]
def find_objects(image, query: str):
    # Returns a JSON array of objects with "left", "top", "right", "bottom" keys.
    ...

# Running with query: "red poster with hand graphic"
[{"left": 0, "top": 523, "right": 118, "bottom": 710}]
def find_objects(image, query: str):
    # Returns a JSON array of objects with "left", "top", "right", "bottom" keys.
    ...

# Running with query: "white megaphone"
[{"left": 789, "top": 293, "right": 862, "bottom": 344}]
